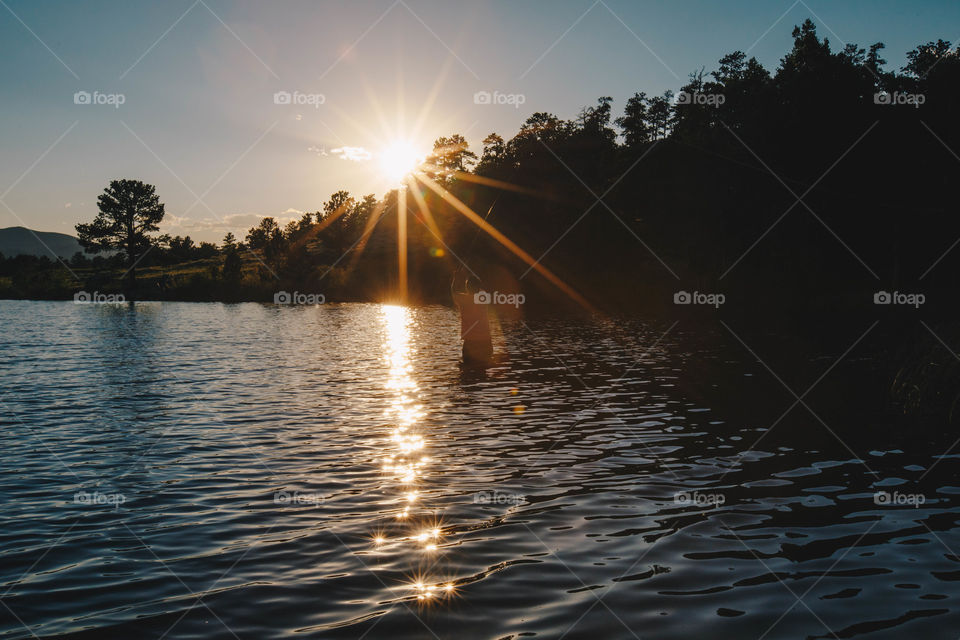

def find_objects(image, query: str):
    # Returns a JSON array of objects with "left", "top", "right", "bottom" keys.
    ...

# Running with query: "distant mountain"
[{"left": 0, "top": 226, "right": 84, "bottom": 259}]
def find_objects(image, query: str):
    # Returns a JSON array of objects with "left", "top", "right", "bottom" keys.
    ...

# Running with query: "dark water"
[{"left": 1, "top": 301, "right": 959, "bottom": 639}]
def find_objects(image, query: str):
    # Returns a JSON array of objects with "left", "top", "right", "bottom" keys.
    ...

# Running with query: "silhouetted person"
[{"left": 452, "top": 275, "right": 492, "bottom": 366}]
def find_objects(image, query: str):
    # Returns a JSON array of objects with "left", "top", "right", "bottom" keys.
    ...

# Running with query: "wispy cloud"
[{"left": 332, "top": 146, "right": 372, "bottom": 162}]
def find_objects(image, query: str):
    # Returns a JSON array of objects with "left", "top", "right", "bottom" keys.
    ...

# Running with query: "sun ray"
[
  {"left": 286, "top": 195, "right": 359, "bottom": 256},
  {"left": 345, "top": 198, "right": 391, "bottom": 274},
  {"left": 414, "top": 174, "right": 595, "bottom": 311},
  {"left": 397, "top": 186, "right": 408, "bottom": 303},
  {"left": 449, "top": 171, "right": 568, "bottom": 203},
  {"left": 405, "top": 176, "right": 446, "bottom": 246},
  {"left": 313, "top": 199, "right": 352, "bottom": 233},
  {"left": 324, "top": 98, "right": 388, "bottom": 152},
  {"left": 411, "top": 57, "right": 458, "bottom": 142}
]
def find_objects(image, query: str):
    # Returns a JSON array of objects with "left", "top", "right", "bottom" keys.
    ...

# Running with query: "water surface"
[{"left": 1, "top": 301, "right": 958, "bottom": 639}]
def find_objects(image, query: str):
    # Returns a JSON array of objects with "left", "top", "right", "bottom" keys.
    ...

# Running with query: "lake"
[{"left": 1, "top": 301, "right": 958, "bottom": 639}]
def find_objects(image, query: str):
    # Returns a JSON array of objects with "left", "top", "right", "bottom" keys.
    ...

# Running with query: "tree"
[
  {"left": 69, "top": 251, "right": 90, "bottom": 268},
  {"left": 196, "top": 241, "right": 218, "bottom": 259},
  {"left": 222, "top": 247, "right": 242, "bottom": 282},
  {"left": 284, "top": 212, "right": 315, "bottom": 245},
  {"left": 516, "top": 112, "right": 565, "bottom": 143},
  {"left": 353, "top": 194, "right": 378, "bottom": 221},
  {"left": 616, "top": 92, "right": 651, "bottom": 146},
  {"left": 245, "top": 217, "right": 285, "bottom": 276},
  {"left": 865, "top": 43, "right": 887, "bottom": 82},
  {"left": 714, "top": 51, "right": 747, "bottom": 84},
  {"left": 75, "top": 179, "right": 164, "bottom": 296},
  {"left": 476, "top": 133, "right": 506, "bottom": 174},
  {"left": 168, "top": 235, "right": 196, "bottom": 261},
  {"left": 647, "top": 90, "right": 675, "bottom": 139},
  {"left": 425, "top": 135, "right": 477, "bottom": 182},
  {"left": 903, "top": 39, "right": 955, "bottom": 78},
  {"left": 578, "top": 96, "right": 615, "bottom": 141},
  {"left": 710, "top": 52, "right": 771, "bottom": 133},
  {"left": 673, "top": 70, "right": 720, "bottom": 139},
  {"left": 321, "top": 190, "right": 357, "bottom": 258}
]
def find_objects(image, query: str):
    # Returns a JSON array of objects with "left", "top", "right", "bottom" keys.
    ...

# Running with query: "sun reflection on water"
[
  {"left": 376, "top": 305, "right": 458, "bottom": 603},
  {"left": 381, "top": 305, "right": 427, "bottom": 486}
]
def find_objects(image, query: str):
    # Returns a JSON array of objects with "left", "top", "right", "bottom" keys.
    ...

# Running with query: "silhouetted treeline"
[
  {"left": 459, "top": 21, "right": 960, "bottom": 317},
  {"left": 5, "top": 20, "right": 959, "bottom": 318}
]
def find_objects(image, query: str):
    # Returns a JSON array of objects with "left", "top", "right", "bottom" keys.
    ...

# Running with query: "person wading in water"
[{"left": 451, "top": 275, "right": 492, "bottom": 365}]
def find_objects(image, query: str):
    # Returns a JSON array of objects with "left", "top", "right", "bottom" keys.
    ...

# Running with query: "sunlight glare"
[{"left": 378, "top": 140, "right": 423, "bottom": 184}]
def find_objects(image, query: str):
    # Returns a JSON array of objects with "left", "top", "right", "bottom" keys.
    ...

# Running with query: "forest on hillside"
[{"left": 4, "top": 20, "right": 959, "bottom": 319}]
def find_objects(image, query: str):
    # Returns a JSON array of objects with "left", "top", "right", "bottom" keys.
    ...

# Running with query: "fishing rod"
[{"left": 451, "top": 195, "right": 499, "bottom": 291}]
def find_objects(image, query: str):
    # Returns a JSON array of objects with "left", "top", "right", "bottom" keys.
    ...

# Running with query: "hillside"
[{"left": 0, "top": 226, "right": 83, "bottom": 259}]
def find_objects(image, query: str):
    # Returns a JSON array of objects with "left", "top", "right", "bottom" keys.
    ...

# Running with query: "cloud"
[{"left": 332, "top": 146, "right": 372, "bottom": 162}]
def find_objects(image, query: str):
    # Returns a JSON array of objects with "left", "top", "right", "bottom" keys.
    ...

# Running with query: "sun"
[{"left": 378, "top": 140, "right": 424, "bottom": 184}]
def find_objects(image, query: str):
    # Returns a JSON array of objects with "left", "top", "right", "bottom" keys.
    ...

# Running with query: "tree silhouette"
[
  {"left": 75, "top": 179, "right": 164, "bottom": 297},
  {"left": 616, "top": 92, "right": 652, "bottom": 147},
  {"left": 647, "top": 91, "right": 675, "bottom": 140},
  {"left": 245, "top": 217, "right": 285, "bottom": 277},
  {"left": 425, "top": 135, "right": 477, "bottom": 182},
  {"left": 320, "top": 190, "right": 357, "bottom": 259},
  {"left": 222, "top": 246, "right": 242, "bottom": 283}
]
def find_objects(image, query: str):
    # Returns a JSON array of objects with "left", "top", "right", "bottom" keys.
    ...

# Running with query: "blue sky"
[{"left": 1, "top": 0, "right": 957, "bottom": 242}]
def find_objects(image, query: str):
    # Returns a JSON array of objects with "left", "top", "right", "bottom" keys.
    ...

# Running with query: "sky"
[{"left": 1, "top": 0, "right": 958, "bottom": 242}]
